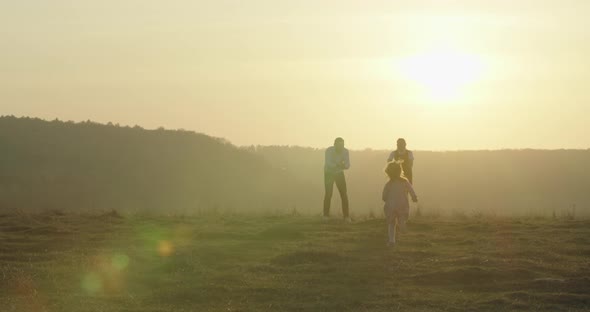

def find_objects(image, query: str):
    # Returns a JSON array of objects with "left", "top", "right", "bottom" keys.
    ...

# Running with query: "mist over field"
[
  {"left": 1, "top": 116, "right": 588, "bottom": 218},
  {"left": 3, "top": 1, "right": 590, "bottom": 310},
  {"left": 254, "top": 146, "right": 590, "bottom": 217}
]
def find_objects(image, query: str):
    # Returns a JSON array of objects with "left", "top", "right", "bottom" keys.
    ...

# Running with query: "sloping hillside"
[
  {"left": 0, "top": 116, "right": 307, "bottom": 213},
  {"left": 1, "top": 116, "right": 588, "bottom": 217}
]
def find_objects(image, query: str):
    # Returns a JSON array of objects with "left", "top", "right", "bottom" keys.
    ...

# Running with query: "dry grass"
[{"left": 1, "top": 212, "right": 589, "bottom": 311}]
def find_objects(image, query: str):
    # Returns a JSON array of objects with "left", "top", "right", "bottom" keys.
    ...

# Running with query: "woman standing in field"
[
  {"left": 387, "top": 138, "right": 414, "bottom": 184},
  {"left": 382, "top": 162, "right": 418, "bottom": 247}
]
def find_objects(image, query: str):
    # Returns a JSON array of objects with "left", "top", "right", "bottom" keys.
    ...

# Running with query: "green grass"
[{"left": 1, "top": 212, "right": 590, "bottom": 311}]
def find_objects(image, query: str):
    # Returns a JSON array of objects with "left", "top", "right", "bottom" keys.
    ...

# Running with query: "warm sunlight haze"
[
  {"left": 1, "top": 2, "right": 590, "bottom": 311},
  {"left": 1, "top": 1, "right": 589, "bottom": 150}
]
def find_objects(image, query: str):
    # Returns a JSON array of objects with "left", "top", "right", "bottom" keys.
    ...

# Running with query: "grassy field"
[{"left": 1, "top": 211, "right": 589, "bottom": 312}]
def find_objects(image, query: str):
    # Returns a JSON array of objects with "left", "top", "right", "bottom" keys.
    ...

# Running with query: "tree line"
[{"left": 1, "top": 116, "right": 588, "bottom": 217}]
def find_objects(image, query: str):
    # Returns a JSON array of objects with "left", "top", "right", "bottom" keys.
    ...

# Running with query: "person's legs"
[
  {"left": 397, "top": 216, "right": 408, "bottom": 233},
  {"left": 323, "top": 172, "right": 335, "bottom": 217},
  {"left": 388, "top": 219, "right": 396, "bottom": 244},
  {"left": 333, "top": 172, "right": 349, "bottom": 218},
  {"left": 397, "top": 215, "right": 407, "bottom": 234},
  {"left": 387, "top": 222, "right": 395, "bottom": 244}
]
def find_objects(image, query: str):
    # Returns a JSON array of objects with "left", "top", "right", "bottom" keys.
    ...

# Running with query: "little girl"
[{"left": 382, "top": 161, "right": 418, "bottom": 247}]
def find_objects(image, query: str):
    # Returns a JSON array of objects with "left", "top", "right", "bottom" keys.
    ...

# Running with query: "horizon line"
[{"left": 3, "top": 114, "right": 589, "bottom": 152}]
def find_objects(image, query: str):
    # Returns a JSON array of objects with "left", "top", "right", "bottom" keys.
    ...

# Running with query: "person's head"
[
  {"left": 334, "top": 137, "right": 345, "bottom": 152},
  {"left": 396, "top": 138, "right": 407, "bottom": 151},
  {"left": 385, "top": 162, "right": 403, "bottom": 180}
]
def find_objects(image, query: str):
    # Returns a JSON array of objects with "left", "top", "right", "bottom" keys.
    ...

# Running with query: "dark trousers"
[{"left": 323, "top": 171, "right": 349, "bottom": 217}]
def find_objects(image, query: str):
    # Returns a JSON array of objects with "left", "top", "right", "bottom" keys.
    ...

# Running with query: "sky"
[{"left": 1, "top": 0, "right": 589, "bottom": 150}]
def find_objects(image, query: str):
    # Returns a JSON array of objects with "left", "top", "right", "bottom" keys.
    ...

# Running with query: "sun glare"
[{"left": 398, "top": 49, "right": 485, "bottom": 103}]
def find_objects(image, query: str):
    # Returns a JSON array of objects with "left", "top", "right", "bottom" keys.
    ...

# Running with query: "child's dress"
[{"left": 382, "top": 178, "right": 417, "bottom": 220}]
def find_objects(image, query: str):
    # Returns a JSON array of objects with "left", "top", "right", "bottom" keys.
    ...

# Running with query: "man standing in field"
[
  {"left": 387, "top": 138, "right": 414, "bottom": 184},
  {"left": 324, "top": 137, "right": 351, "bottom": 222}
]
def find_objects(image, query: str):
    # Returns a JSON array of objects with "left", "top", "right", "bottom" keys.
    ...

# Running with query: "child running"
[{"left": 382, "top": 161, "right": 418, "bottom": 247}]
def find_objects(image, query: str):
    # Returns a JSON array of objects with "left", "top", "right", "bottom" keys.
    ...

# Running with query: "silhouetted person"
[
  {"left": 382, "top": 162, "right": 418, "bottom": 247},
  {"left": 387, "top": 138, "right": 414, "bottom": 184},
  {"left": 324, "top": 137, "right": 350, "bottom": 221}
]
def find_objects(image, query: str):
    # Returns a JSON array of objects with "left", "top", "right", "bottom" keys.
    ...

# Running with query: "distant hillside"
[
  {"left": 0, "top": 116, "right": 309, "bottom": 213},
  {"left": 254, "top": 146, "right": 590, "bottom": 217},
  {"left": 1, "top": 116, "right": 588, "bottom": 217}
]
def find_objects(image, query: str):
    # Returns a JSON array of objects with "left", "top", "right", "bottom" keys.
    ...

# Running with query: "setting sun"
[
  {"left": 398, "top": 49, "right": 486, "bottom": 103},
  {"left": 1, "top": 1, "right": 589, "bottom": 311}
]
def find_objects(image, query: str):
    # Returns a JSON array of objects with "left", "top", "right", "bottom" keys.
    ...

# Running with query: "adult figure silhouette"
[
  {"left": 323, "top": 137, "right": 350, "bottom": 221},
  {"left": 387, "top": 138, "right": 414, "bottom": 184}
]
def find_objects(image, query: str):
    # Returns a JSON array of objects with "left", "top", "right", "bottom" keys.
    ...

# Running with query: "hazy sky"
[{"left": 1, "top": 1, "right": 589, "bottom": 150}]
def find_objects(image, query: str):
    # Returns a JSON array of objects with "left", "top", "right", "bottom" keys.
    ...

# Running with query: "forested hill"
[
  {"left": 1, "top": 116, "right": 588, "bottom": 217},
  {"left": 0, "top": 116, "right": 308, "bottom": 213}
]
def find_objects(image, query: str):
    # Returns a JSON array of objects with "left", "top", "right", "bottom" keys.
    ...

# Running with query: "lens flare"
[
  {"left": 111, "top": 254, "right": 130, "bottom": 271},
  {"left": 82, "top": 273, "right": 102, "bottom": 295},
  {"left": 158, "top": 240, "right": 174, "bottom": 257}
]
